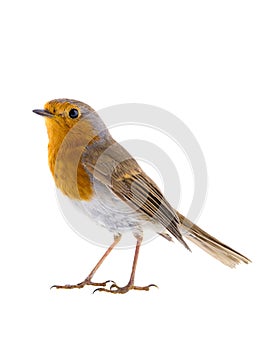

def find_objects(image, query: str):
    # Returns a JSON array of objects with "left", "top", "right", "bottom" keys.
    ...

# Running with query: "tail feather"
[{"left": 176, "top": 211, "right": 251, "bottom": 268}]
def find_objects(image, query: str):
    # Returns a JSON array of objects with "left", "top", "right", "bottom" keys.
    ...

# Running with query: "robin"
[{"left": 33, "top": 99, "right": 251, "bottom": 294}]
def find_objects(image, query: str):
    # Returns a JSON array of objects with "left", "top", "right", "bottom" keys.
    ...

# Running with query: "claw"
[
  {"left": 133, "top": 284, "right": 158, "bottom": 291},
  {"left": 92, "top": 287, "right": 107, "bottom": 294},
  {"left": 104, "top": 280, "right": 116, "bottom": 285}
]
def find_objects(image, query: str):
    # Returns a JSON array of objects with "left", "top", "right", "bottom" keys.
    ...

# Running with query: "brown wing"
[{"left": 82, "top": 139, "right": 190, "bottom": 250}]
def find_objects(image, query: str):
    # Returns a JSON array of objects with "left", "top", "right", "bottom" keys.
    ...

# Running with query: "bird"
[{"left": 33, "top": 99, "right": 251, "bottom": 294}]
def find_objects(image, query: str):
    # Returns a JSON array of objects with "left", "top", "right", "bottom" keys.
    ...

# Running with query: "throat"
[{"left": 46, "top": 120, "right": 93, "bottom": 200}]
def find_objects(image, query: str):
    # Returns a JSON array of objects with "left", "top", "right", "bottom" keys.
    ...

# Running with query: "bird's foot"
[
  {"left": 93, "top": 282, "right": 158, "bottom": 294},
  {"left": 51, "top": 279, "right": 115, "bottom": 290}
]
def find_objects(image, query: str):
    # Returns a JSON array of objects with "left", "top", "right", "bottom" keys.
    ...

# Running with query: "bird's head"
[{"left": 33, "top": 98, "right": 109, "bottom": 147}]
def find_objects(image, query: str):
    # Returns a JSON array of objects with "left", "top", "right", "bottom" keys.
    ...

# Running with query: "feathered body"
[{"left": 37, "top": 99, "right": 251, "bottom": 271}]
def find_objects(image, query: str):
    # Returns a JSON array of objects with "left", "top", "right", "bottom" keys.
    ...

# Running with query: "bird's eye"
[{"left": 69, "top": 108, "right": 79, "bottom": 119}]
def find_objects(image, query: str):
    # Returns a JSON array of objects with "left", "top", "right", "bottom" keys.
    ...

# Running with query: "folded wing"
[{"left": 82, "top": 140, "right": 190, "bottom": 250}]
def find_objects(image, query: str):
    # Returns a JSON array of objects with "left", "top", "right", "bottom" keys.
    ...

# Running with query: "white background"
[{"left": 1, "top": 1, "right": 262, "bottom": 349}]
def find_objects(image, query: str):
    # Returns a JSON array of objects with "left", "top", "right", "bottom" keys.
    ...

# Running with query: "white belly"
[{"left": 72, "top": 178, "right": 147, "bottom": 234}]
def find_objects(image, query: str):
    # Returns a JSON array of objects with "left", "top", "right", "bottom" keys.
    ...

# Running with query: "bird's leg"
[
  {"left": 94, "top": 234, "right": 157, "bottom": 294},
  {"left": 51, "top": 234, "right": 121, "bottom": 290}
]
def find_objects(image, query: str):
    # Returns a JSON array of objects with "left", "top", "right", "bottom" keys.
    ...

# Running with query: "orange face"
[{"left": 44, "top": 99, "right": 82, "bottom": 130}]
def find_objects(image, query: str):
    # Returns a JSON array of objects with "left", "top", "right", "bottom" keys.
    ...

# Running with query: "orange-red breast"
[{"left": 33, "top": 99, "right": 251, "bottom": 294}]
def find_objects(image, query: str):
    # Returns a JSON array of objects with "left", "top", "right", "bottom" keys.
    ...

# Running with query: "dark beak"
[{"left": 32, "top": 109, "right": 54, "bottom": 118}]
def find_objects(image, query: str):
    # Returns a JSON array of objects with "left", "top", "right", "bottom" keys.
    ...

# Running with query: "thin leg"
[
  {"left": 94, "top": 235, "right": 157, "bottom": 294},
  {"left": 51, "top": 235, "right": 121, "bottom": 290},
  {"left": 127, "top": 235, "right": 142, "bottom": 286}
]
